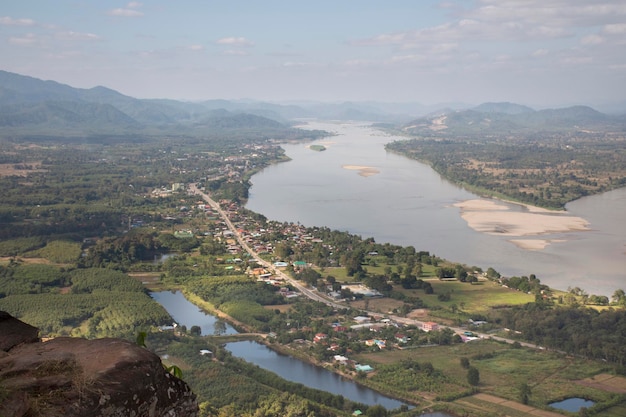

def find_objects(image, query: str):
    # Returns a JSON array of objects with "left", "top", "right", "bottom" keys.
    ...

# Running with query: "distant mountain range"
[
  {"left": 1, "top": 70, "right": 624, "bottom": 136},
  {"left": 401, "top": 101, "right": 626, "bottom": 136},
  {"left": 0, "top": 70, "right": 480, "bottom": 133},
  {"left": 0, "top": 70, "right": 298, "bottom": 135}
]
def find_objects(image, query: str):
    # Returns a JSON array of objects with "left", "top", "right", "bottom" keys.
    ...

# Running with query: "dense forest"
[{"left": 493, "top": 303, "right": 626, "bottom": 365}]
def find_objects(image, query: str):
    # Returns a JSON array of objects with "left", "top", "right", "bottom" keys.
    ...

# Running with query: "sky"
[{"left": 1, "top": 1, "right": 626, "bottom": 107}]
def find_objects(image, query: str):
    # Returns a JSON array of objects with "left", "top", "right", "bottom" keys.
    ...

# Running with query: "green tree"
[
  {"left": 519, "top": 382, "right": 531, "bottom": 405},
  {"left": 467, "top": 366, "right": 480, "bottom": 386},
  {"left": 366, "top": 404, "right": 388, "bottom": 417},
  {"left": 612, "top": 289, "right": 625, "bottom": 305}
]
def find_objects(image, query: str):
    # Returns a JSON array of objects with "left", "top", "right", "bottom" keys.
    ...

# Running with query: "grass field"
[
  {"left": 317, "top": 262, "right": 439, "bottom": 283},
  {"left": 354, "top": 339, "right": 622, "bottom": 414},
  {"left": 419, "top": 278, "right": 534, "bottom": 313},
  {"left": 343, "top": 278, "right": 534, "bottom": 321},
  {"left": 317, "top": 265, "right": 533, "bottom": 315}
]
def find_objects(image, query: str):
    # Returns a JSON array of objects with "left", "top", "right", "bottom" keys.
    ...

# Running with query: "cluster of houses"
[
  {"left": 306, "top": 316, "right": 428, "bottom": 375},
  {"left": 248, "top": 266, "right": 300, "bottom": 298}
]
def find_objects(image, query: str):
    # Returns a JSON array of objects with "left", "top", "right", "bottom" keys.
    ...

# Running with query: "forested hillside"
[{"left": 386, "top": 102, "right": 626, "bottom": 209}]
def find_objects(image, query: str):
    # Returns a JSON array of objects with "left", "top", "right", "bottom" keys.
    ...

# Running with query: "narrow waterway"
[
  {"left": 226, "top": 340, "right": 407, "bottom": 410},
  {"left": 150, "top": 290, "right": 237, "bottom": 336},
  {"left": 151, "top": 291, "right": 415, "bottom": 410},
  {"left": 246, "top": 121, "right": 626, "bottom": 296}
]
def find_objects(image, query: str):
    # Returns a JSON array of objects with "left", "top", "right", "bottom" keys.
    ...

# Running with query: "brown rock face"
[
  {"left": 0, "top": 312, "right": 198, "bottom": 417},
  {"left": 0, "top": 310, "right": 39, "bottom": 352}
]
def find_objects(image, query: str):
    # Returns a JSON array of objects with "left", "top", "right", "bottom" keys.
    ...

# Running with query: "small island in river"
[{"left": 309, "top": 144, "right": 326, "bottom": 152}]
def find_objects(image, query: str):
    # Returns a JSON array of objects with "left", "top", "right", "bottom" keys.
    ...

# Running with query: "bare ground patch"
[
  {"left": 0, "top": 162, "right": 47, "bottom": 177},
  {"left": 349, "top": 297, "right": 405, "bottom": 314},
  {"left": 577, "top": 373, "right": 626, "bottom": 394},
  {"left": 128, "top": 272, "right": 165, "bottom": 290},
  {"left": 264, "top": 304, "right": 292, "bottom": 313},
  {"left": 0, "top": 256, "right": 53, "bottom": 264},
  {"left": 469, "top": 393, "right": 565, "bottom": 417}
]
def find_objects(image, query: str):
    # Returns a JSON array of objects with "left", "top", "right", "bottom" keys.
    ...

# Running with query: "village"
[{"left": 146, "top": 181, "right": 494, "bottom": 379}]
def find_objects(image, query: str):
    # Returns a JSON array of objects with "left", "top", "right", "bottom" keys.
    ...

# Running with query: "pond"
[{"left": 549, "top": 397, "right": 595, "bottom": 412}]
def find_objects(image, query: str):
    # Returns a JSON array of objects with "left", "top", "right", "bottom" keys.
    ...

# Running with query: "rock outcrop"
[{"left": 0, "top": 311, "right": 198, "bottom": 417}]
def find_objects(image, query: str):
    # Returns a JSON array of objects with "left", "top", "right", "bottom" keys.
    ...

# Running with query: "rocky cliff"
[{"left": 0, "top": 311, "right": 198, "bottom": 417}]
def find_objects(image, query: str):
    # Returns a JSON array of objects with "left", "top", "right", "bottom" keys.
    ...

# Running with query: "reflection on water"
[
  {"left": 549, "top": 397, "right": 595, "bottom": 412},
  {"left": 151, "top": 291, "right": 409, "bottom": 410},
  {"left": 150, "top": 290, "right": 237, "bottom": 336},
  {"left": 226, "top": 340, "right": 407, "bottom": 410}
]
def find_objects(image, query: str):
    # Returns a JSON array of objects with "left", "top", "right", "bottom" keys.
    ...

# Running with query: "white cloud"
[
  {"left": 57, "top": 31, "right": 101, "bottom": 41},
  {"left": 356, "top": 0, "right": 626, "bottom": 50},
  {"left": 222, "top": 49, "right": 248, "bottom": 56},
  {"left": 108, "top": 8, "right": 143, "bottom": 17},
  {"left": 348, "top": 0, "right": 626, "bottom": 78},
  {"left": 187, "top": 44, "right": 204, "bottom": 51},
  {"left": 470, "top": 1, "right": 626, "bottom": 27},
  {"left": 9, "top": 33, "right": 38, "bottom": 45},
  {"left": 0, "top": 16, "right": 36, "bottom": 26},
  {"left": 494, "top": 54, "right": 512, "bottom": 62},
  {"left": 561, "top": 55, "right": 593, "bottom": 65},
  {"left": 603, "top": 23, "right": 626, "bottom": 34},
  {"left": 282, "top": 61, "right": 318, "bottom": 68},
  {"left": 390, "top": 54, "right": 425, "bottom": 63},
  {"left": 342, "top": 59, "right": 374, "bottom": 67},
  {"left": 216, "top": 37, "right": 254, "bottom": 47},
  {"left": 581, "top": 34, "right": 605, "bottom": 45}
]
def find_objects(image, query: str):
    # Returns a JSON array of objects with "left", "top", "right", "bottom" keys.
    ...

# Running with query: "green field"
[
  {"left": 355, "top": 339, "right": 621, "bottom": 413},
  {"left": 317, "top": 265, "right": 533, "bottom": 315},
  {"left": 418, "top": 278, "right": 534, "bottom": 313}
]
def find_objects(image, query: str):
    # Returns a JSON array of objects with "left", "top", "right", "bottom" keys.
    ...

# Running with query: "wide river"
[{"left": 246, "top": 121, "right": 626, "bottom": 297}]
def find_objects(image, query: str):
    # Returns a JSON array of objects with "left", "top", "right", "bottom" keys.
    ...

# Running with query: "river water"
[{"left": 246, "top": 121, "right": 626, "bottom": 297}]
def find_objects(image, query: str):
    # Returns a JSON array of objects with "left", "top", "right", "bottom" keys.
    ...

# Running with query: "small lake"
[
  {"left": 225, "top": 340, "right": 407, "bottom": 410},
  {"left": 150, "top": 290, "right": 238, "bottom": 336},
  {"left": 549, "top": 397, "right": 595, "bottom": 412}
]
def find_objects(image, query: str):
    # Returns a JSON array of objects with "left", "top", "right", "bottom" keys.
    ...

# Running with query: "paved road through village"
[{"left": 189, "top": 183, "right": 547, "bottom": 351}]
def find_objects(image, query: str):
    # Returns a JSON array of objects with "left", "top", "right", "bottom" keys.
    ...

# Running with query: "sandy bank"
[
  {"left": 454, "top": 199, "right": 590, "bottom": 250},
  {"left": 508, "top": 239, "right": 567, "bottom": 251},
  {"left": 342, "top": 165, "right": 380, "bottom": 177}
]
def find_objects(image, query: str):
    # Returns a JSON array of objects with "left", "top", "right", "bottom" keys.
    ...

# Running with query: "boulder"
[
  {"left": 0, "top": 310, "right": 39, "bottom": 351},
  {"left": 0, "top": 312, "right": 198, "bottom": 417}
]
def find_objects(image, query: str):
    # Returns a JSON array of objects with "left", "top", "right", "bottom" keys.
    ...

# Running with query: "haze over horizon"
[{"left": 2, "top": 1, "right": 625, "bottom": 109}]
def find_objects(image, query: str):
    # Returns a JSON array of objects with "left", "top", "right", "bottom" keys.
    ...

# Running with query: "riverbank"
[{"left": 453, "top": 199, "right": 590, "bottom": 250}]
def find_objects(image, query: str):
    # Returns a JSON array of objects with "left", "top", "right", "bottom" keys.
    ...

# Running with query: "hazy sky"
[{"left": 2, "top": 1, "right": 625, "bottom": 107}]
